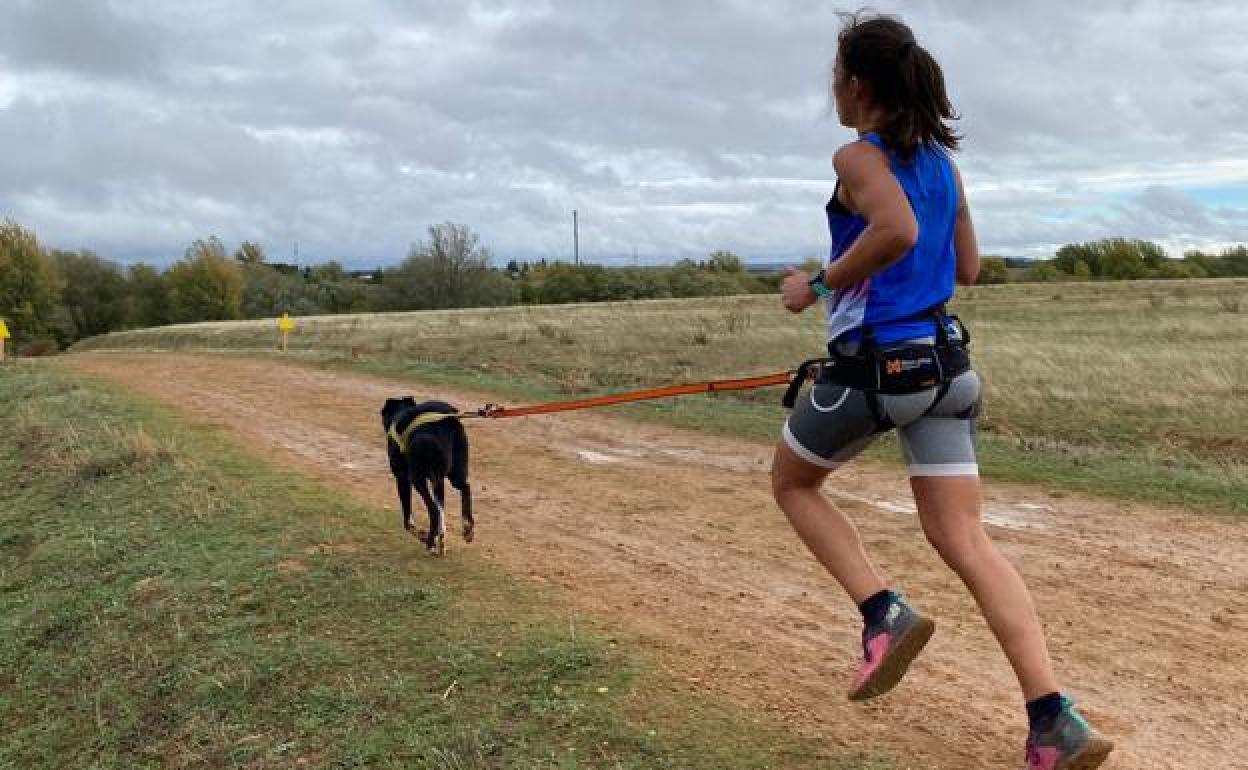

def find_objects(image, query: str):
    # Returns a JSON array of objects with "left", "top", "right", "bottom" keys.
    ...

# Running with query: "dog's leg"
[
  {"left": 450, "top": 477, "right": 473, "bottom": 542},
  {"left": 451, "top": 428, "right": 474, "bottom": 542},
  {"left": 433, "top": 477, "right": 449, "bottom": 551},
  {"left": 393, "top": 469, "right": 415, "bottom": 534},
  {"left": 414, "top": 476, "right": 444, "bottom": 555}
]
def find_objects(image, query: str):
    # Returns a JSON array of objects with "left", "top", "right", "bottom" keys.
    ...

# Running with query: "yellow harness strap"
[{"left": 387, "top": 411, "right": 458, "bottom": 455}]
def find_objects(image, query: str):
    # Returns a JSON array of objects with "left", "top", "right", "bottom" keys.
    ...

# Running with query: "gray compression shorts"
[{"left": 782, "top": 361, "right": 982, "bottom": 477}]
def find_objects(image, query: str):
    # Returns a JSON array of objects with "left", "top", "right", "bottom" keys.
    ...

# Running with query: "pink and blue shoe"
[
  {"left": 1023, "top": 696, "right": 1113, "bottom": 770},
  {"left": 847, "top": 595, "right": 936, "bottom": 701}
]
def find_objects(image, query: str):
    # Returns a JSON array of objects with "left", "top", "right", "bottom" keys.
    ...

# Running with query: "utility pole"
[{"left": 572, "top": 209, "right": 579, "bottom": 266}]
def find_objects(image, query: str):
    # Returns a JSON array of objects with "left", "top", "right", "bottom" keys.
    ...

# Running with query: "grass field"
[
  {"left": 72, "top": 278, "right": 1248, "bottom": 514},
  {"left": 1, "top": 363, "right": 896, "bottom": 770}
]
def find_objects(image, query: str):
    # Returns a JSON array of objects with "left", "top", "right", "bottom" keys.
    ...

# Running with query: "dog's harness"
[{"left": 387, "top": 412, "right": 459, "bottom": 455}]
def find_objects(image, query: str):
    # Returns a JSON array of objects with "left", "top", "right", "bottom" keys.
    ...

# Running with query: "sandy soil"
[{"left": 65, "top": 353, "right": 1248, "bottom": 770}]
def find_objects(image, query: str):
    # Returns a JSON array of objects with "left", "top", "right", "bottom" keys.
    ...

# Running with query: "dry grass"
[{"left": 72, "top": 279, "right": 1248, "bottom": 505}]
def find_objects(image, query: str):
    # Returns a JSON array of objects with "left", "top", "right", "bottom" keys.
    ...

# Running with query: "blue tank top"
[{"left": 822, "top": 133, "right": 960, "bottom": 346}]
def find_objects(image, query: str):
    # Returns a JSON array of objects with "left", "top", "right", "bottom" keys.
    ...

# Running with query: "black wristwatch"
[{"left": 808, "top": 269, "right": 834, "bottom": 298}]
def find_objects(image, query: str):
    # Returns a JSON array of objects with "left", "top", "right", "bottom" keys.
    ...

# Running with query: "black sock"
[
  {"left": 1026, "top": 692, "right": 1064, "bottom": 731},
  {"left": 858, "top": 589, "right": 896, "bottom": 627}
]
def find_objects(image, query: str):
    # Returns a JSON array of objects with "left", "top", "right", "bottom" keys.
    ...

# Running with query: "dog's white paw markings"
[{"left": 417, "top": 529, "right": 446, "bottom": 555}]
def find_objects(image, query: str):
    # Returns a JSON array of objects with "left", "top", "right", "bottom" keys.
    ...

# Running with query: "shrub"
[{"left": 16, "top": 338, "right": 59, "bottom": 357}]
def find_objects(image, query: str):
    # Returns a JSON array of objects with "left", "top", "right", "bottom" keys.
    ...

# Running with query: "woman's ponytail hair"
[{"left": 837, "top": 11, "right": 961, "bottom": 156}]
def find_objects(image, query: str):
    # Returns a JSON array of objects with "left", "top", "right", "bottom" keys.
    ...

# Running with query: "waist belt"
[
  {"left": 781, "top": 342, "right": 970, "bottom": 407},
  {"left": 782, "top": 309, "right": 972, "bottom": 408}
]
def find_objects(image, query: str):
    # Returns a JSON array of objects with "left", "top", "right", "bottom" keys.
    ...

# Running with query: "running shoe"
[
  {"left": 848, "top": 595, "right": 935, "bottom": 701},
  {"left": 1023, "top": 696, "right": 1114, "bottom": 770}
]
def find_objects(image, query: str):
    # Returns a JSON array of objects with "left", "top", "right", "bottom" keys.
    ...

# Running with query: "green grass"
[
  {"left": 0, "top": 363, "right": 894, "bottom": 770},
  {"left": 70, "top": 278, "right": 1248, "bottom": 514}
]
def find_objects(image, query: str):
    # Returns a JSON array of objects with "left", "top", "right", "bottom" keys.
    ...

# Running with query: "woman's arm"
[
  {"left": 952, "top": 163, "right": 980, "bottom": 285},
  {"left": 780, "top": 140, "right": 920, "bottom": 314},
  {"left": 819, "top": 142, "right": 919, "bottom": 289}
]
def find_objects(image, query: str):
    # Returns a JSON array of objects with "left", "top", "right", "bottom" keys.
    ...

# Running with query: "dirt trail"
[{"left": 66, "top": 353, "right": 1248, "bottom": 770}]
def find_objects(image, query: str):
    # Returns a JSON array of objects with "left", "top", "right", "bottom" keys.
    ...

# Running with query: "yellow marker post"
[
  {"left": 0, "top": 319, "right": 9, "bottom": 363},
  {"left": 277, "top": 313, "right": 295, "bottom": 352}
]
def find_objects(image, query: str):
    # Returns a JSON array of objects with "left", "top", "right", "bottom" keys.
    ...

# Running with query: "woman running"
[{"left": 773, "top": 12, "right": 1113, "bottom": 770}]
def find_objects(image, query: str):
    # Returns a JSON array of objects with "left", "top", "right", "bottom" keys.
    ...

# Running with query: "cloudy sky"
[{"left": 2, "top": 0, "right": 1246, "bottom": 267}]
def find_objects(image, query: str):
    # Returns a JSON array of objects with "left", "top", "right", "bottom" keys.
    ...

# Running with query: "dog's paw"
[
  {"left": 426, "top": 532, "right": 446, "bottom": 556},
  {"left": 462, "top": 520, "right": 475, "bottom": 543}
]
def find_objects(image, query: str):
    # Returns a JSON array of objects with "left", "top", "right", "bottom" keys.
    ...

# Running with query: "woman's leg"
[
  {"left": 909, "top": 474, "right": 1059, "bottom": 700},
  {"left": 770, "top": 440, "right": 887, "bottom": 604},
  {"left": 778, "top": 382, "right": 937, "bottom": 700}
]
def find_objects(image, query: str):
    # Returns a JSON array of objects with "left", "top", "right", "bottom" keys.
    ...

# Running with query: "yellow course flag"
[
  {"left": 0, "top": 320, "right": 9, "bottom": 339},
  {"left": 277, "top": 313, "right": 295, "bottom": 333}
]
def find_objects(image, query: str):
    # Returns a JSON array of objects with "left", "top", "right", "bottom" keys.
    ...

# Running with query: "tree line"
[
  {"left": 0, "top": 220, "right": 777, "bottom": 352},
  {"left": 4, "top": 218, "right": 1246, "bottom": 353},
  {"left": 975, "top": 238, "right": 1248, "bottom": 284}
]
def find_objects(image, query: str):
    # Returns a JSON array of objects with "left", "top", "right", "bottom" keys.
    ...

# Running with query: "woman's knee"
[
  {"left": 922, "top": 518, "right": 990, "bottom": 572},
  {"left": 770, "top": 443, "right": 828, "bottom": 501},
  {"left": 770, "top": 464, "right": 809, "bottom": 505}
]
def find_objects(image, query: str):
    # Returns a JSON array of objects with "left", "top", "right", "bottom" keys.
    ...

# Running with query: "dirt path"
[{"left": 66, "top": 353, "right": 1247, "bottom": 770}]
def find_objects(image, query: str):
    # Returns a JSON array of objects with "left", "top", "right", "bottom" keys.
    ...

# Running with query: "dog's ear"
[{"left": 380, "top": 398, "right": 404, "bottom": 423}]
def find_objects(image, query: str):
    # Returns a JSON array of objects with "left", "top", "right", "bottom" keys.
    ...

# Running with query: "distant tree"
[
  {"left": 1155, "top": 259, "right": 1201, "bottom": 279},
  {"left": 306, "top": 261, "right": 368, "bottom": 314},
  {"left": 1099, "top": 239, "right": 1151, "bottom": 280},
  {"left": 53, "top": 249, "right": 129, "bottom": 339},
  {"left": 668, "top": 263, "right": 741, "bottom": 297},
  {"left": 533, "top": 263, "right": 595, "bottom": 304},
  {"left": 1053, "top": 242, "right": 1101, "bottom": 277},
  {"left": 187, "top": 236, "right": 229, "bottom": 263},
  {"left": 385, "top": 222, "right": 497, "bottom": 309},
  {"left": 1054, "top": 238, "right": 1166, "bottom": 279},
  {"left": 705, "top": 250, "right": 745, "bottom": 273},
  {"left": 0, "top": 219, "right": 61, "bottom": 346},
  {"left": 1137, "top": 239, "right": 1167, "bottom": 271},
  {"left": 307, "top": 261, "right": 346, "bottom": 283},
  {"left": 165, "top": 238, "right": 244, "bottom": 322},
  {"left": 1026, "top": 261, "right": 1060, "bottom": 282},
  {"left": 240, "top": 262, "right": 320, "bottom": 318},
  {"left": 234, "top": 240, "right": 266, "bottom": 264},
  {"left": 1182, "top": 250, "right": 1219, "bottom": 277},
  {"left": 976, "top": 256, "right": 1009, "bottom": 284},
  {"left": 1223, "top": 245, "right": 1248, "bottom": 276},
  {"left": 126, "top": 263, "right": 169, "bottom": 328}
]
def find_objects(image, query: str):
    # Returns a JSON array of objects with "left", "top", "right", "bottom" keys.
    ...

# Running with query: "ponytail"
[{"left": 836, "top": 11, "right": 961, "bottom": 157}]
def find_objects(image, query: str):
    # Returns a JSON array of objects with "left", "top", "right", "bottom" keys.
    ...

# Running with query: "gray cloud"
[
  {"left": 0, "top": 0, "right": 1245, "bottom": 266},
  {"left": 0, "top": 0, "right": 165, "bottom": 79}
]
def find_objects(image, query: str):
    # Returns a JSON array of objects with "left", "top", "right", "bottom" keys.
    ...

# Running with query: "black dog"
[{"left": 380, "top": 397, "right": 473, "bottom": 554}]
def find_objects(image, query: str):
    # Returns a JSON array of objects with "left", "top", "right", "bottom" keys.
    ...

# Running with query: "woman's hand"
[{"left": 781, "top": 266, "right": 819, "bottom": 313}]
